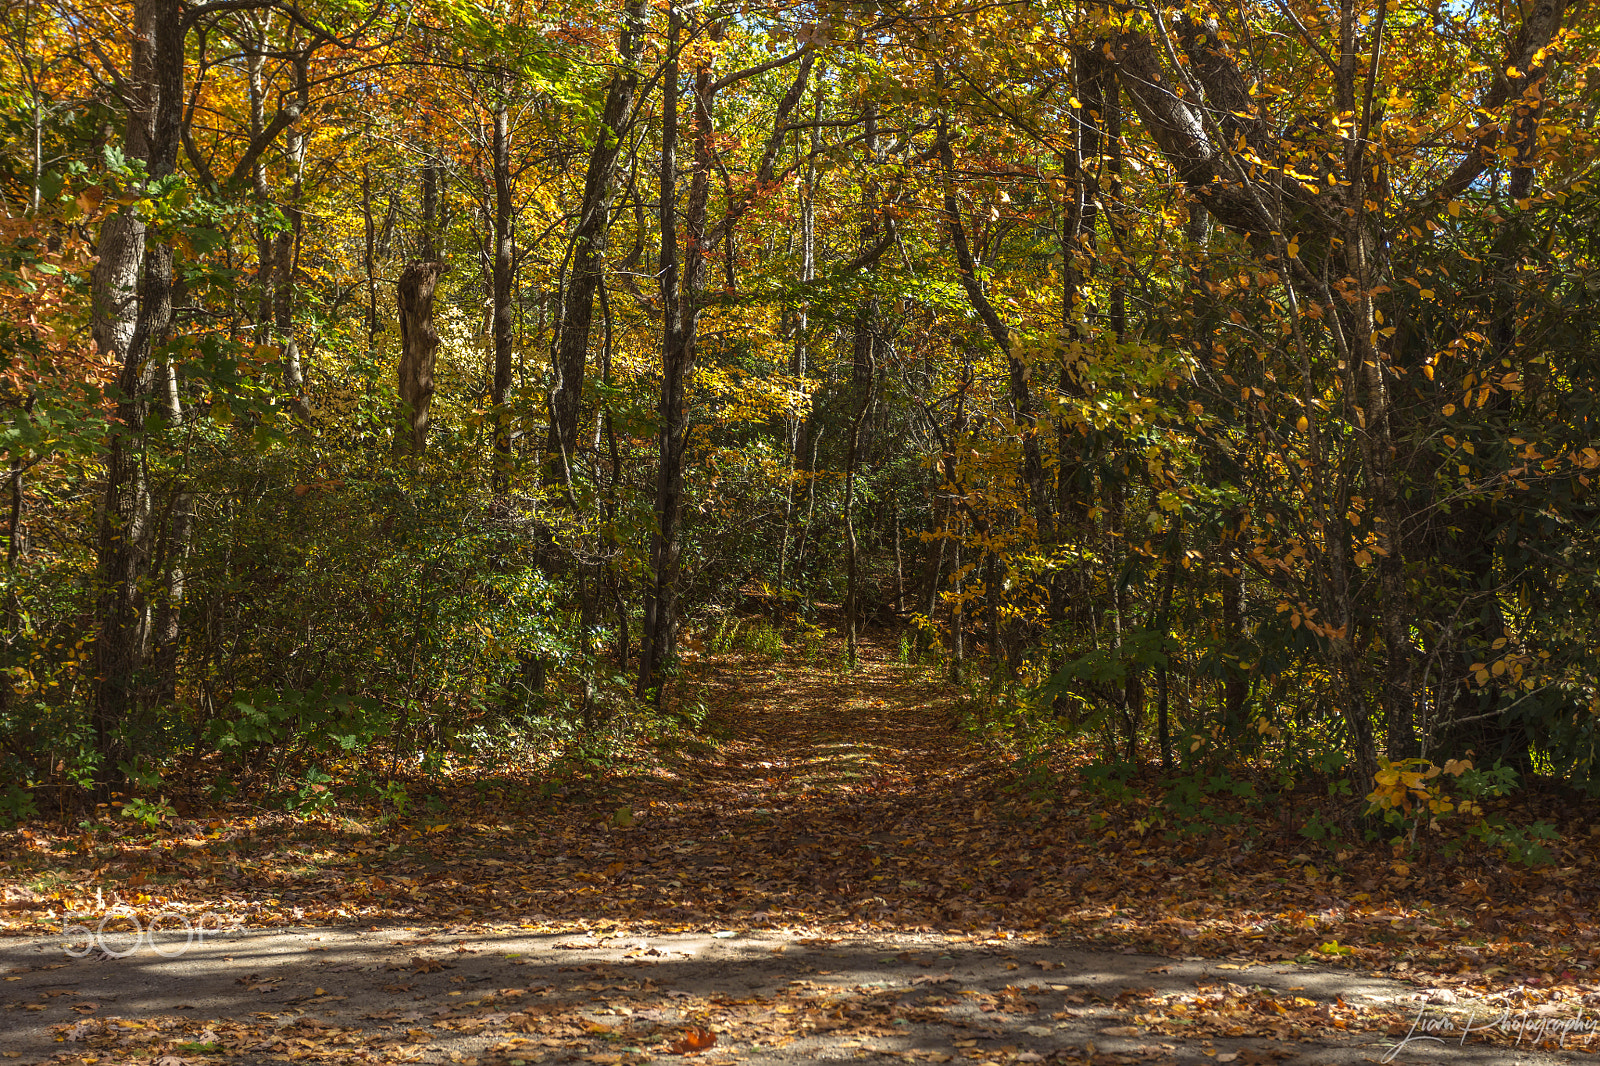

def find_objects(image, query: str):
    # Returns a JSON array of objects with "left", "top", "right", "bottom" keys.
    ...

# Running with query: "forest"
[
  {"left": 5, "top": 0, "right": 1600, "bottom": 1060},
  {"left": 2, "top": 0, "right": 1600, "bottom": 854}
]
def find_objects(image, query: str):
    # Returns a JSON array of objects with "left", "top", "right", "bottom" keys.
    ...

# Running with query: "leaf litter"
[{"left": 4, "top": 633, "right": 1600, "bottom": 1061}]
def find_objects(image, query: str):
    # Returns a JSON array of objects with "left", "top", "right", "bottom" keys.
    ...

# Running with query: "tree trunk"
[
  {"left": 88, "top": 0, "right": 158, "bottom": 362},
  {"left": 363, "top": 158, "right": 379, "bottom": 342},
  {"left": 638, "top": 8, "right": 688, "bottom": 700},
  {"left": 842, "top": 347, "right": 875, "bottom": 670},
  {"left": 246, "top": 37, "right": 274, "bottom": 337},
  {"left": 491, "top": 97, "right": 515, "bottom": 494},
  {"left": 394, "top": 261, "right": 445, "bottom": 457},
  {"left": 275, "top": 114, "right": 310, "bottom": 414},
  {"left": 1219, "top": 511, "right": 1249, "bottom": 735},
  {"left": 4, "top": 454, "right": 22, "bottom": 570},
  {"left": 933, "top": 63, "right": 1050, "bottom": 542},
  {"left": 916, "top": 488, "right": 947, "bottom": 653},
  {"left": 778, "top": 79, "right": 821, "bottom": 594},
  {"left": 547, "top": 0, "right": 644, "bottom": 488},
  {"left": 420, "top": 151, "right": 442, "bottom": 261},
  {"left": 949, "top": 535, "right": 964, "bottom": 685},
  {"left": 892, "top": 497, "right": 903, "bottom": 614},
  {"left": 91, "top": 0, "right": 183, "bottom": 780}
]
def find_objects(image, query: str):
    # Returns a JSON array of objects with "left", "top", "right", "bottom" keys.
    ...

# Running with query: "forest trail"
[
  {"left": 510, "top": 628, "right": 1019, "bottom": 936},
  {"left": 0, "top": 633, "right": 1590, "bottom": 1064},
  {"left": 698, "top": 634, "right": 964, "bottom": 796}
]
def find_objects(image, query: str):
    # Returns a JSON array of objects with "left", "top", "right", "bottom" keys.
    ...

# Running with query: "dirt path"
[
  {"left": 1, "top": 636, "right": 1592, "bottom": 1063},
  {"left": 5, "top": 922, "right": 1553, "bottom": 1066}
]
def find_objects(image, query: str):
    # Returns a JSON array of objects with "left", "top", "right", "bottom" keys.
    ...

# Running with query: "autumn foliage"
[{"left": 0, "top": 0, "right": 1596, "bottom": 870}]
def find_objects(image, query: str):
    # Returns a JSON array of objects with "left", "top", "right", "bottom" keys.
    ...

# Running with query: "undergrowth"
[{"left": 962, "top": 669, "right": 1564, "bottom": 871}]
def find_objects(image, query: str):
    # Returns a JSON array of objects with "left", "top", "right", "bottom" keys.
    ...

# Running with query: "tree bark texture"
[
  {"left": 394, "top": 261, "right": 445, "bottom": 457},
  {"left": 547, "top": 0, "right": 644, "bottom": 488},
  {"left": 491, "top": 98, "right": 515, "bottom": 494},
  {"left": 91, "top": 0, "right": 183, "bottom": 776}
]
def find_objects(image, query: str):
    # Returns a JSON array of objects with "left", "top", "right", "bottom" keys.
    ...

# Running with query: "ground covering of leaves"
[
  {"left": 2, "top": 926, "right": 1487, "bottom": 1066},
  {"left": 5, "top": 632, "right": 1600, "bottom": 1063}
]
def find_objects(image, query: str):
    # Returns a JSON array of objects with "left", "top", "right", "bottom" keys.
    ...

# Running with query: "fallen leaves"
[
  {"left": 6, "top": 631, "right": 1600, "bottom": 1066},
  {"left": 667, "top": 1026, "right": 718, "bottom": 1054},
  {"left": 234, "top": 975, "right": 278, "bottom": 992},
  {"left": 409, "top": 955, "right": 453, "bottom": 973}
]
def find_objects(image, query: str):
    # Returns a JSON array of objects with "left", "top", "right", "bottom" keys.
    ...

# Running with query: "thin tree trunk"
[
  {"left": 1155, "top": 532, "right": 1179, "bottom": 771},
  {"left": 362, "top": 157, "right": 379, "bottom": 343},
  {"left": 949, "top": 536, "right": 964, "bottom": 685},
  {"left": 1219, "top": 529, "right": 1248, "bottom": 735},
  {"left": 275, "top": 83, "right": 311, "bottom": 417},
  {"left": 1050, "top": 51, "right": 1107, "bottom": 631},
  {"left": 842, "top": 351, "right": 875, "bottom": 670},
  {"left": 597, "top": 276, "right": 630, "bottom": 670},
  {"left": 933, "top": 62, "right": 1049, "bottom": 541},
  {"left": 778, "top": 81, "right": 821, "bottom": 594},
  {"left": 917, "top": 489, "right": 947, "bottom": 653},
  {"left": 151, "top": 369, "right": 191, "bottom": 703},
  {"left": 1102, "top": 76, "right": 1142, "bottom": 760},
  {"left": 4, "top": 456, "right": 21, "bottom": 570},
  {"left": 0, "top": 446, "right": 21, "bottom": 731},
  {"left": 491, "top": 96, "right": 515, "bottom": 494},
  {"left": 1331, "top": 0, "right": 1413, "bottom": 762},
  {"left": 985, "top": 551, "right": 1001, "bottom": 680},
  {"left": 246, "top": 37, "right": 274, "bottom": 337},
  {"left": 794, "top": 424, "right": 821, "bottom": 578},
  {"left": 547, "top": 0, "right": 644, "bottom": 488},
  {"left": 892, "top": 497, "right": 904, "bottom": 614},
  {"left": 420, "top": 151, "right": 441, "bottom": 261},
  {"left": 638, "top": 8, "right": 687, "bottom": 700}
]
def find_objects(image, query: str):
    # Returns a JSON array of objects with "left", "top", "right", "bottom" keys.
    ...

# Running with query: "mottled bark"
[
  {"left": 394, "top": 261, "right": 445, "bottom": 457},
  {"left": 88, "top": 0, "right": 157, "bottom": 361},
  {"left": 91, "top": 0, "right": 183, "bottom": 776}
]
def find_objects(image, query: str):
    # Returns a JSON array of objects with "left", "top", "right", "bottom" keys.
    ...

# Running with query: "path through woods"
[{"left": 0, "top": 634, "right": 1593, "bottom": 1063}]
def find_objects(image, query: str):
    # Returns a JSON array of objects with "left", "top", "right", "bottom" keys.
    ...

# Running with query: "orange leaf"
[{"left": 668, "top": 1027, "right": 717, "bottom": 1055}]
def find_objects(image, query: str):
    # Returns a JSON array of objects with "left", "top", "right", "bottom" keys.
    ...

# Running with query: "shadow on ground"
[{"left": 6, "top": 923, "right": 1575, "bottom": 1065}]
